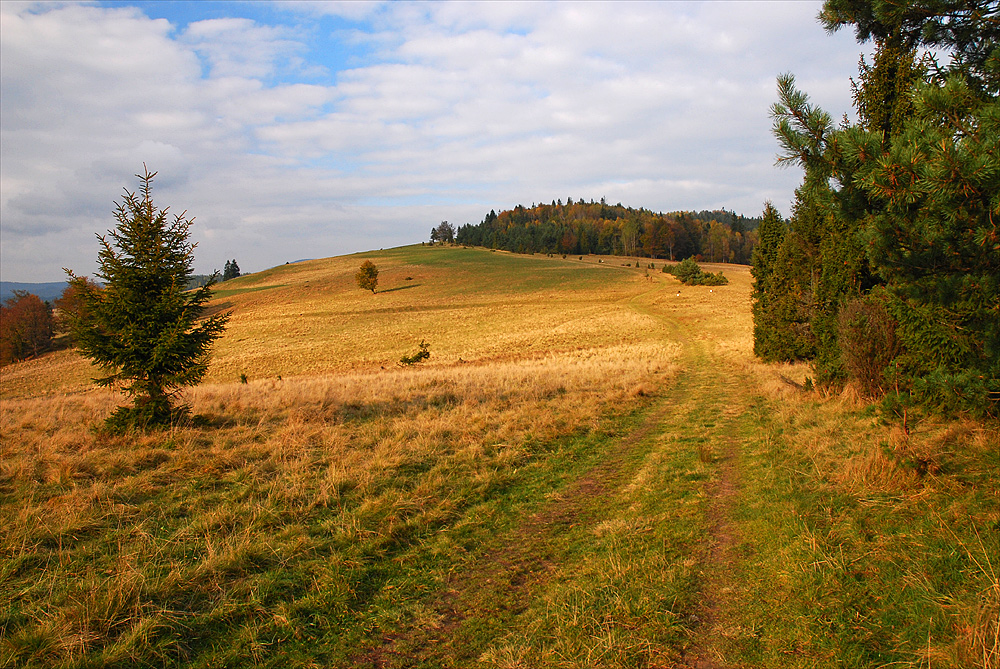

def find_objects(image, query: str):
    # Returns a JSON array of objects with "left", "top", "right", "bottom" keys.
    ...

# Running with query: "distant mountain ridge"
[
  {"left": 1, "top": 276, "right": 225, "bottom": 303},
  {"left": 1, "top": 281, "right": 68, "bottom": 303}
]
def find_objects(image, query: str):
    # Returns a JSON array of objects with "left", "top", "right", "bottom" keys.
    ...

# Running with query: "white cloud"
[
  {"left": 180, "top": 18, "right": 308, "bottom": 80},
  {"left": 1, "top": 0, "right": 868, "bottom": 282}
]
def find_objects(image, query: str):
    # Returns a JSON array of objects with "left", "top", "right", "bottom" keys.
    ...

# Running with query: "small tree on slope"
[
  {"left": 66, "top": 168, "right": 229, "bottom": 431},
  {"left": 356, "top": 260, "right": 379, "bottom": 294}
]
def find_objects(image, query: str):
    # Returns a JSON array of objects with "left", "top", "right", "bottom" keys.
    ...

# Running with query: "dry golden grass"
[
  {"left": 1, "top": 246, "right": 691, "bottom": 666},
  {"left": 2, "top": 246, "right": 996, "bottom": 668},
  {"left": 1, "top": 246, "right": 698, "bottom": 399},
  {"left": 0, "top": 342, "right": 680, "bottom": 667}
]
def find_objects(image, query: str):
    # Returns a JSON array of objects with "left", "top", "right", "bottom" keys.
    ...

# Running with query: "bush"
[
  {"left": 399, "top": 340, "right": 430, "bottom": 366},
  {"left": 668, "top": 258, "right": 729, "bottom": 286},
  {"left": 837, "top": 292, "right": 901, "bottom": 398},
  {"left": 698, "top": 271, "right": 729, "bottom": 286},
  {"left": 673, "top": 258, "right": 702, "bottom": 283}
]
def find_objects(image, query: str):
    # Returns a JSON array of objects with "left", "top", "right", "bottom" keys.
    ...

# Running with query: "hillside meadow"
[{"left": 1, "top": 245, "right": 997, "bottom": 668}]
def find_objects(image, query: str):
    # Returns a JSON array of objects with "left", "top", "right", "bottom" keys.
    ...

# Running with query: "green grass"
[
  {"left": 2, "top": 245, "right": 997, "bottom": 668},
  {"left": 720, "top": 396, "right": 999, "bottom": 668}
]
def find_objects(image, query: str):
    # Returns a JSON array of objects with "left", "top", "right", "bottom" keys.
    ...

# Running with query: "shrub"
[
  {"left": 698, "top": 271, "right": 729, "bottom": 286},
  {"left": 668, "top": 258, "right": 730, "bottom": 286},
  {"left": 674, "top": 258, "right": 702, "bottom": 283},
  {"left": 399, "top": 340, "right": 430, "bottom": 366},
  {"left": 837, "top": 292, "right": 901, "bottom": 398}
]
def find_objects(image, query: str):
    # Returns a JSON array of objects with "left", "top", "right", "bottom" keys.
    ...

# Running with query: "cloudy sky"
[{"left": 1, "top": 0, "right": 870, "bottom": 282}]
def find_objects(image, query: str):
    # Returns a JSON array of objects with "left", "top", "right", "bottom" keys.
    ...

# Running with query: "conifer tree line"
[
  {"left": 222, "top": 259, "right": 241, "bottom": 281},
  {"left": 455, "top": 200, "right": 760, "bottom": 263},
  {"left": 753, "top": 0, "right": 998, "bottom": 417}
]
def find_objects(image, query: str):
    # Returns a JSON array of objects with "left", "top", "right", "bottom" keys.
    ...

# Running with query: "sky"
[{"left": 1, "top": 0, "right": 872, "bottom": 283}]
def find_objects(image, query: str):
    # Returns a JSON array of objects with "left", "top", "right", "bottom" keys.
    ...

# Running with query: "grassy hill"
[{"left": 1, "top": 245, "right": 997, "bottom": 668}]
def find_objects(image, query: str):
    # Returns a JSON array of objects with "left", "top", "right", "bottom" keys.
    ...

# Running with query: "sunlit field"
[{"left": 1, "top": 246, "right": 996, "bottom": 668}]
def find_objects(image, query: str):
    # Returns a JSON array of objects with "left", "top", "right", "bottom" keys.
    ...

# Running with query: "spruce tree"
[
  {"left": 751, "top": 202, "right": 788, "bottom": 360},
  {"left": 66, "top": 168, "right": 229, "bottom": 430},
  {"left": 223, "top": 259, "right": 241, "bottom": 281}
]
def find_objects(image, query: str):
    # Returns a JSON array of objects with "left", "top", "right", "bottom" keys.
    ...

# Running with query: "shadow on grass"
[
  {"left": 201, "top": 301, "right": 234, "bottom": 319},
  {"left": 210, "top": 284, "right": 288, "bottom": 299},
  {"left": 378, "top": 283, "right": 421, "bottom": 294}
]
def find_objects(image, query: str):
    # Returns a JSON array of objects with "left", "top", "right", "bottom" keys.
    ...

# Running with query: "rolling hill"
[{"left": 1, "top": 245, "right": 996, "bottom": 668}]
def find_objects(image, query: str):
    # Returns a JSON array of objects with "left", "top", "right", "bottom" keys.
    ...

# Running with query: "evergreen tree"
[
  {"left": 752, "top": 202, "right": 794, "bottom": 360},
  {"left": 828, "top": 1, "right": 998, "bottom": 414},
  {"left": 853, "top": 74, "right": 999, "bottom": 413},
  {"left": 66, "top": 168, "right": 229, "bottom": 430},
  {"left": 768, "top": 34, "right": 924, "bottom": 384},
  {"left": 820, "top": 0, "right": 999, "bottom": 93},
  {"left": 757, "top": 0, "right": 998, "bottom": 415},
  {"left": 223, "top": 259, "right": 241, "bottom": 281}
]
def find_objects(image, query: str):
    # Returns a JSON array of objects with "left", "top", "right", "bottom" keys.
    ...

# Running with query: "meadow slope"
[{"left": 1, "top": 246, "right": 997, "bottom": 668}]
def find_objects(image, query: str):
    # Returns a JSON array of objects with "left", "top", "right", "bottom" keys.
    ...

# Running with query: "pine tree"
[
  {"left": 757, "top": 0, "right": 999, "bottom": 415},
  {"left": 854, "top": 75, "right": 999, "bottom": 414},
  {"left": 66, "top": 168, "right": 229, "bottom": 430}
]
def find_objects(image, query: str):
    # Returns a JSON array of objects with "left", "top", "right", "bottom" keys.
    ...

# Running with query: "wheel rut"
[
  {"left": 357, "top": 281, "right": 749, "bottom": 668},
  {"left": 357, "top": 391, "right": 686, "bottom": 667},
  {"left": 631, "top": 284, "right": 746, "bottom": 668}
]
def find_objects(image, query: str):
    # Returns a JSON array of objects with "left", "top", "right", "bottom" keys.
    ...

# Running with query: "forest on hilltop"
[{"left": 456, "top": 200, "right": 761, "bottom": 264}]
